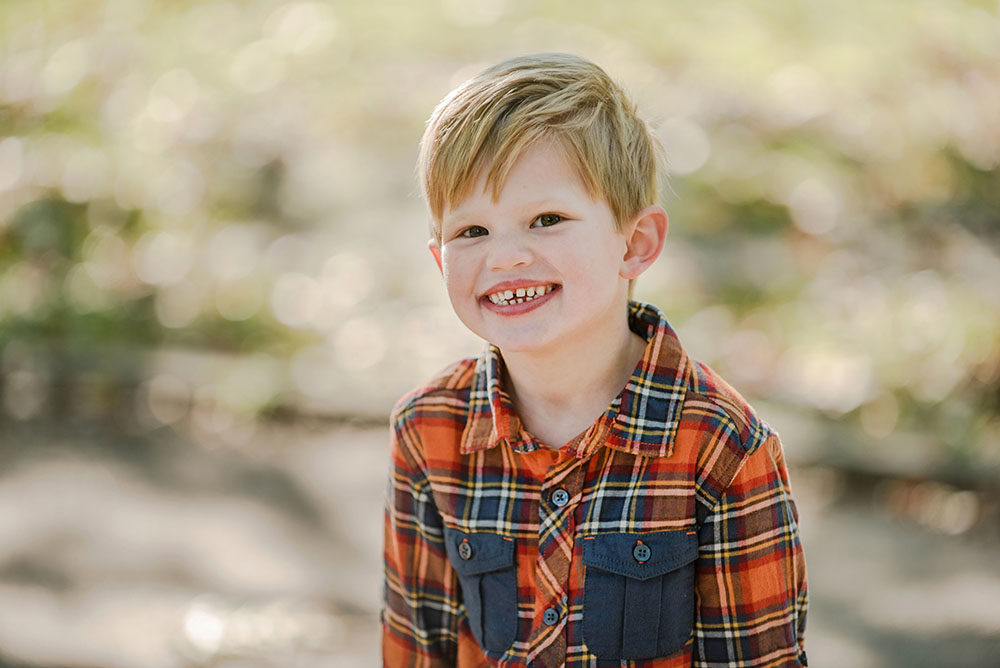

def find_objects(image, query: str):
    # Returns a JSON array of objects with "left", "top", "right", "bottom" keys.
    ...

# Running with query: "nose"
[{"left": 486, "top": 231, "right": 534, "bottom": 271}]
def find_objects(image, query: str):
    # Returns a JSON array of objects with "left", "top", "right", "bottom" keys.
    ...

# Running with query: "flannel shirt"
[{"left": 382, "top": 301, "right": 807, "bottom": 667}]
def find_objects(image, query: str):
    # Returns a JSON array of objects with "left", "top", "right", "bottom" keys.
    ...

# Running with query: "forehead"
[{"left": 445, "top": 140, "right": 594, "bottom": 221}]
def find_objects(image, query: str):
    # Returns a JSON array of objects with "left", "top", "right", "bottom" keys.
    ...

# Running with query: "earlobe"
[
  {"left": 428, "top": 238, "right": 443, "bottom": 274},
  {"left": 620, "top": 206, "right": 668, "bottom": 280}
]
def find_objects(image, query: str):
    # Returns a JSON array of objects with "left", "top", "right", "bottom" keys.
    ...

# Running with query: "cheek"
[
  {"left": 440, "top": 251, "right": 473, "bottom": 292},
  {"left": 565, "top": 237, "right": 625, "bottom": 282}
]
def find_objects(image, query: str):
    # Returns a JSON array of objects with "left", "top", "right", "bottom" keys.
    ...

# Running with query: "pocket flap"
[
  {"left": 580, "top": 530, "right": 698, "bottom": 581},
  {"left": 444, "top": 528, "right": 515, "bottom": 577}
]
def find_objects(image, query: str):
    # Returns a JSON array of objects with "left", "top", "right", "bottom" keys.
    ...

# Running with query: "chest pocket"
[
  {"left": 444, "top": 527, "right": 518, "bottom": 656},
  {"left": 580, "top": 529, "right": 699, "bottom": 660}
]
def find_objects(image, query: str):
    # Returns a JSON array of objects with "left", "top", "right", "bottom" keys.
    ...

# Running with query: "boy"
[{"left": 382, "top": 53, "right": 807, "bottom": 667}]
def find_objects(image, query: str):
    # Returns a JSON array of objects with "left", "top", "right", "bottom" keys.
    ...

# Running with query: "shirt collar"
[{"left": 459, "top": 301, "right": 690, "bottom": 458}]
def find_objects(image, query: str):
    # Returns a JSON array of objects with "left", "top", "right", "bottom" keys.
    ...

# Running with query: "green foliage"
[{"left": 0, "top": 0, "right": 997, "bottom": 474}]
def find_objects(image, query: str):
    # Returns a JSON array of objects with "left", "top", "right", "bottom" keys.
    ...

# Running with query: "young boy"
[{"left": 382, "top": 53, "right": 807, "bottom": 667}]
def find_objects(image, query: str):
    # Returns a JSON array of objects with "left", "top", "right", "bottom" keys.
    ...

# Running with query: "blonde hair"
[{"left": 418, "top": 53, "right": 663, "bottom": 242}]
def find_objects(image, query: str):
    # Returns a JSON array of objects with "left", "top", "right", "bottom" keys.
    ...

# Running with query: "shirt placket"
[{"left": 528, "top": 455, "right": 585, "bottom": 668}]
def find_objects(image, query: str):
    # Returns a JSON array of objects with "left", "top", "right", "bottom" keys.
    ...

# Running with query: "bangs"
[{"left": 419, "top": 53, "right": 662, "bottom": 242}]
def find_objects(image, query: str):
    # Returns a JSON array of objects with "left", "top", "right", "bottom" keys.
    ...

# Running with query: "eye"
[
  {"left": 531, "top": 213, "right": 563, "bottom": 228},
  {"left": 459, "top": 225, "right": 489, "bottom": 238}
]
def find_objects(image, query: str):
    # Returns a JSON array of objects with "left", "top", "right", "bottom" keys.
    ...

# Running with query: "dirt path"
[{"left": 0, "top": 423, "right": 997, "bottom": 667}]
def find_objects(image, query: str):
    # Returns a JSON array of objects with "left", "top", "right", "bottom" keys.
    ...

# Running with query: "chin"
[
  {"left": 489, "top": 339, "right": 544, "bottom": 354},
  {"left": 484, "top": 328, "right": 562, "bottom": 356}
]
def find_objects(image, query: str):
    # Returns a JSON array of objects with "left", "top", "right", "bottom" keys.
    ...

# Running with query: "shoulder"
[
  {"left": 390, "top": 356, "right": 478, "bottom": 433},
  {"left": 678, "top": 356, "right": 776, "bottom": 507},
  {"left": 388, "top": 356, "right": 478, "bottom": 475},
  {"left": 683, "top": 358, "right": 772, "bottom": 452}
]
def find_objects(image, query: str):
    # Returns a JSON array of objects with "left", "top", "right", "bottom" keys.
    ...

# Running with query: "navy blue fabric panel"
[
  {"left": 623, "top": 571, "right": 661, "bottom": 657},
  {"left": 442, "top": 527, "right": 517, "bottom": 655},
  {"left": 580, "top": 530, "right": 698, "bottom": 580},
  {"left": 481, "top": 569, "right": 518, "bottom": 652},
  {"left": 658, "top": 562, "right": 696, "bottom": 655},
  {"left": 445, "top": 529, "right": 515, "bottom": 577},
  {"left": 579, "top": 530, "right": 699, "bottom": 660},
  {"left": 581, "top": 561, "right": 627, "bottom": 656}
]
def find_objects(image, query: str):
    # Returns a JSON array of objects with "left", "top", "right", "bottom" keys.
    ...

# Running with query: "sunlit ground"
[{"left": 1, "top": 421, "right": 998, "bottom": 668}]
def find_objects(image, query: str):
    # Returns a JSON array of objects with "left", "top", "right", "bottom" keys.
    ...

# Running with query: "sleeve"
[
  {"left": 381, "top": 404, "right": 461, "bottom": 667},
  {"left": 693, "top": 432, "right": 809, "bottom": 667}
]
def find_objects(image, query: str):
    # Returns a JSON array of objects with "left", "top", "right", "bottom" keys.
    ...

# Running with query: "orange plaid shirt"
[{"left": 382, "top": 302, "right": 807, "bottom": 667}]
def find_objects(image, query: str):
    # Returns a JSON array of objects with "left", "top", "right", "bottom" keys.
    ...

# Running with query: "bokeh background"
[{"left": 2, "top": 0, "right": 999, "bottom": 666}]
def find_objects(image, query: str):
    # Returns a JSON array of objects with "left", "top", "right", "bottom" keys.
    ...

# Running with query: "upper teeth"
[{"left": 487, "top": 285, "right": 552, "bottom": 305}]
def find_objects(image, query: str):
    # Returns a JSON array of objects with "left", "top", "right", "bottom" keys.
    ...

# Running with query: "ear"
[
  {"left": 620, "top": 205, "right": 668, "bottom": 280},
  {"left": 428, "top": 238, "right": 443, "bottom": 274}
]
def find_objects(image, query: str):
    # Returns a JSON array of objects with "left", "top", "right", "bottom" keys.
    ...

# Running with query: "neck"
[{"left": 500, "top": 300, "right": 647, "bottom": 448}]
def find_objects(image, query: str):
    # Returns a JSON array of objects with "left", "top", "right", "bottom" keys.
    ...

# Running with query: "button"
[
  {"left": 633, "top": 541, "right": 651, "bottom": 563},
  {"left": 458, "top": 540, "right": 473, "bottom": 560},
  {"left": 550, "top": 488, "right": 570, "bottom": 507},
  {"left": 543, "top": 607, "right": 560, "bottom": 626}
]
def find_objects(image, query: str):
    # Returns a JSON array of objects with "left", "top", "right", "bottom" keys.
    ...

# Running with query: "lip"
[{"left": 479, "top": 280, "right": 560, "bottom": 316}]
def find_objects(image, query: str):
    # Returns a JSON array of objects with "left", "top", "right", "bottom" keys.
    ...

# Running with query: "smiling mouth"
[{"left": 483, "top": 284, "right": 558, "bottom": 306}]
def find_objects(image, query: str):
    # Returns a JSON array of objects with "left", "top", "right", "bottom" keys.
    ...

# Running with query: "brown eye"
[
  {"left": 460, "top": 225, "right": 488, "bottom": 238},
  {"left": 533, "top": 214, "right": 563, "bottom": 227}
]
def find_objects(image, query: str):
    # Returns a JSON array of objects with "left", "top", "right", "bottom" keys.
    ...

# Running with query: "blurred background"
[{"left": 1, "top": 0, "right": 999, "bottom": 666}]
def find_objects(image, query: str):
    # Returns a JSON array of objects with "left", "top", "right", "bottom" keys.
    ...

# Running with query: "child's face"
[{"left": 430, "top": 140, "right": 632, "bottom": 357}]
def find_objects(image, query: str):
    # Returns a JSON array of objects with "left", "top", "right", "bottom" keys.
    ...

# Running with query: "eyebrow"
[{"left": 442, "top": 210, "right": 476, "bottom": 227}]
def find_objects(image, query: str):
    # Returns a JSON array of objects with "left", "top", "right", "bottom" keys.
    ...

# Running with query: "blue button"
[
  {"left": 458, "top": 540, "right": 473, "bottom": 560},
  {"left": 551, "top": 488, "right": 570, "bottom": 507},
  {"left": 543, "top": 607, "right": 560, "bottom": 626},
  {"left": 633, "top": 542, "right": 651, "bottom": 563}
]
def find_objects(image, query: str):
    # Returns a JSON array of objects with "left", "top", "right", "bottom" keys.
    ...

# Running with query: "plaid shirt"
[{"left": 382, "top": 301, "right": 807, "bottom": 667}]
